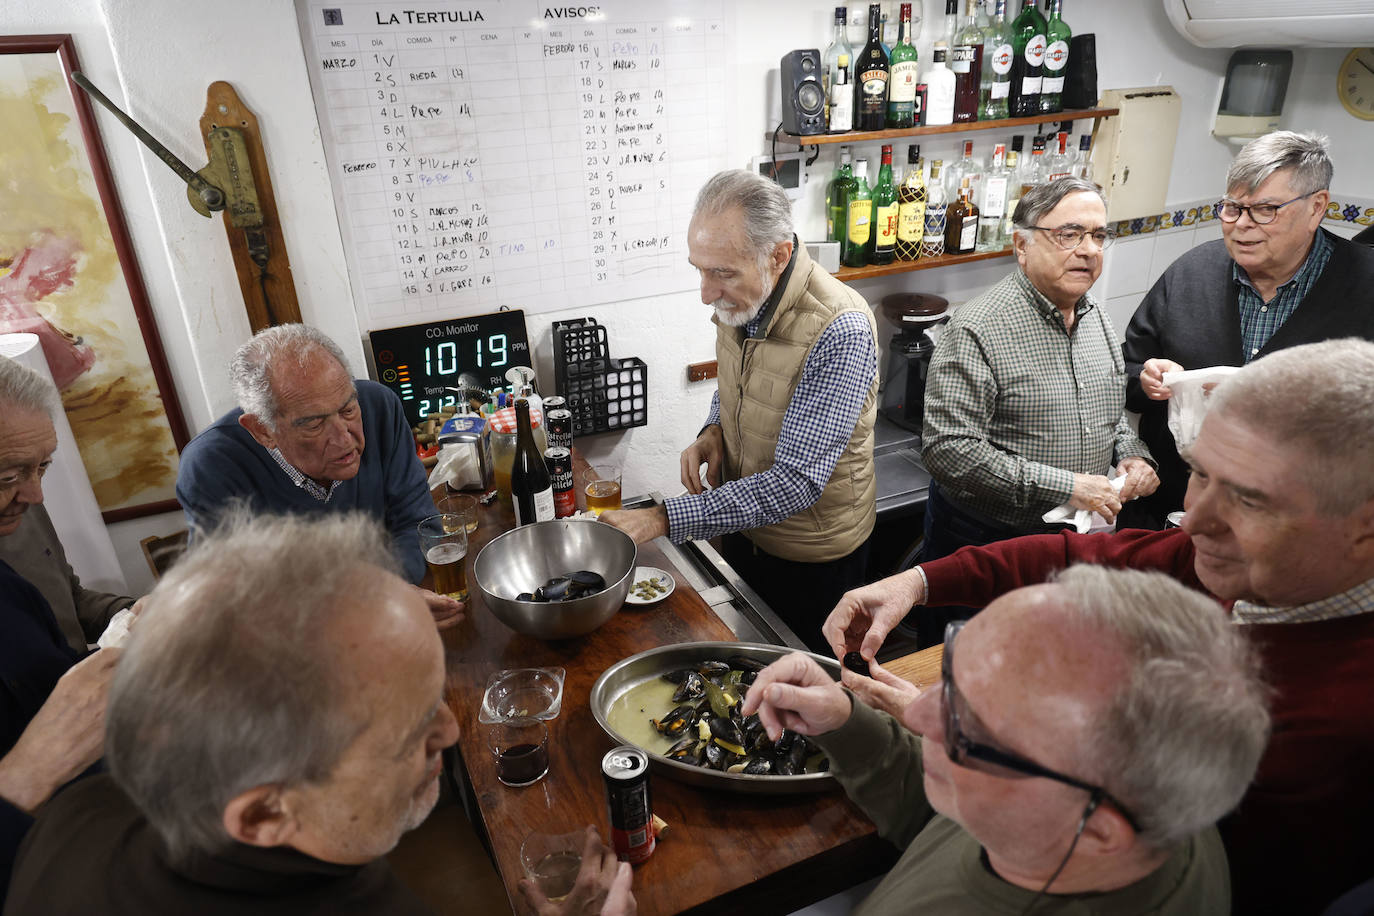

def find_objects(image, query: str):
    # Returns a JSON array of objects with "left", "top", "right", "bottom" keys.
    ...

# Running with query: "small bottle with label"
[
  {"left": 829, "top": 56, "right": 853, "bottom": 132},
  {"left": 510, "top": 398, "right": 554, "bottom": 526},
  {"left": 945, "top": 180, "right": 980, "bottom": 255}
]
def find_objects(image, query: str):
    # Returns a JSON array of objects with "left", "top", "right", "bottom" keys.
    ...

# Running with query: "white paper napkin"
[
  {"left": 1162, "top": 366, "right": 1242, "bottom": 452},
  {"left": 1042, "top": 474, "right": 1126, "bottom": 534}
]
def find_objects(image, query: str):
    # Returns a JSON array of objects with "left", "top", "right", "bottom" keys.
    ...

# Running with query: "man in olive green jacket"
[{"left": 743, "top": 566, "right": 1269, "bottom": 915}]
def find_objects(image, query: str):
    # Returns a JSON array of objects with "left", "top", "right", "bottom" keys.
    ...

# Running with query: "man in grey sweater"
[{"left": 744, "top": 566, "right": 1269, "bottom": 915}]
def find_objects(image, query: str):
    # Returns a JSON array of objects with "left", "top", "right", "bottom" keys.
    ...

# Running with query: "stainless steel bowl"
[
  {"left": 591, "top": 641, "right": 840, "bottom": 794},
  {"left": 474, "top": 520, "right": 636, "bottom": 639}
]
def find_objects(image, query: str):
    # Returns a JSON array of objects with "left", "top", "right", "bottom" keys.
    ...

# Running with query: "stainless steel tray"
[{"left": 590, "top": 641, "right": 841, "bottom": 795}]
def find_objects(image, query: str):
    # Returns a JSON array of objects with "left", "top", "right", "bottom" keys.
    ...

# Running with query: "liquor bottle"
[
  {"left": 977, "top": 143, "right": 1011, "bottom": 252},
  {"left": 941, "top": 0, "right": 959, "bottom": 47},
  {"left": 843, "top": 159, "right": 873, "bottom": 268},
  {"left": 921, "top": 160, "right": 949, "bottom": 259},
  {"left": 1047, "top": 131, "right": 1074, "bottom": 180},
  {"left": 826, "top": 147, "right": 855, "bottom": 242},
  {"left": 979, "top": 0, "right": 1014, "bottom": 120},
  {"left": 511, "top": 398, "right": 554, "bottom": 526},
  {"left": 949, "top": 139, "right": 984, "bottom": 206},
  {"left": 1039, "top": 0, "right": 1071, "bottom": 114},
  {"left": 951, "top": 0, "right": 985, "bottom": 123},
  {"left": 896, "top": 144, "right": 926, "bottom": 261},
  {"left": 945, "top": 181, "right": 980, "bottom": 255},
  {"left": 1001, "top": 148, "right": 1023, "bottom": 241},
  {"left": 823, "top": 5, "right": 853, "bottom": 127},
  {"left": 853, "top": 4, "right": 890, "bottom": 131},
  {"left": 1024, "top": 134, "right": 1048, "bottom": 192},
  {"left": 1074, "top": 133, "right": 1094, "bottom": 179},
  {"left": 830, "top": 56, "right": 854, "bottom": 132},
  {"left": 924, "top": 43, "right": 956, "bottom": 126},
  {"left": 886, "top": 4, "right": 919, "bottom": 128},
  {"left": 872, "top": 144, "right": 899, "bottom": 264},
  {"left": 1008, "top": 0, "right": 1046, "bottom": 117}
]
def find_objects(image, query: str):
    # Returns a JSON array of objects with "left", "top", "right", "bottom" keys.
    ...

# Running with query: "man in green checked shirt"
[{"left": 919, "top": 178, "right": 1158, "bottom": 595}]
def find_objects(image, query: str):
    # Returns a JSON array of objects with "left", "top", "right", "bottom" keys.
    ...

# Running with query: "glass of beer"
[
  {"left": 438, "top": 493, "right": 479, "bottom": 535},
  {"left": 520, "top": 829, "right": 584, "bottom": 903},
  {"left": 583, "top": 464, "right": 622, "bottom": 516},
  {"left": 418, "top": 514, "right": 467, "bottom": 602}
]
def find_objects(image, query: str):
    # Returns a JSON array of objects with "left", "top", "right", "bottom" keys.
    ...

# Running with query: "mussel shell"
[
  {"left": 569, "top": 569, "right": 606, "bottom": 589},
  {"left": 534, "top": 576, "right": 572, "bottom": 602},
  {"left": 708, "top": 715, "right": 745, "bottom": 750},
  {"left": 672, "top": 671, "right": 706, "bottom": 703},
  {"left": 516, "top": 592, "right": 536, "bottom": 602},
  {"left": 697, "top": 660, "right": 731, "bottom": 679},
  {"left": 727, "top": 655, "right": 767, "bottom": 673},
  {"left": 742, "top": 756, "right": 773, "bottom": 775},
  {"left": 661, "top": 668, "right": 695, "bottom": 684},
  {"left": 665, "top": 736, "right": 699, "bottom": 760},
  {"left": 704, "top": 741, "right": 728, "bottom": 770},
  {"left": 651, "top": 704, "right": 697, "bottom": 737}
]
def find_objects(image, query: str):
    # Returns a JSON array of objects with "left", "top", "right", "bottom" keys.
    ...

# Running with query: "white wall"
[{"left": 3, "top": 0, "right": 1369, "bottom": 592}]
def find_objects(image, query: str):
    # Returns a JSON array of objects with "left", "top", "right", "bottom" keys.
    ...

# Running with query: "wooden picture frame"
[{"left": 0, "top": 34, "right": 189, "bottom": 522}]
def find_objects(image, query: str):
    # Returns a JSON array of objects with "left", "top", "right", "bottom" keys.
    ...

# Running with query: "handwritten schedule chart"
[{"left": 296, "top": 1, "right": 731, "bottom": 327}]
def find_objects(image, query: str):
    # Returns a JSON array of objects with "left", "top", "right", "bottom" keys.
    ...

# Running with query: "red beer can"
[
  {"left": 601, "top": 746, "right": 655, "bottom": 864},
  {"left": 544, "top": 446, "right": 575, "bottom": 518}
]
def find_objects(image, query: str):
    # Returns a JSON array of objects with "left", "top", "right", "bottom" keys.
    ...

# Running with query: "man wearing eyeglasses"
[
  {"left": 920, "top": 177, "right": 1157, "bottom": 593},
  {"left": 745, "top": 565, "right": 1269, "bottom": 915},
  {"left": 1121, "top": 130, "right": 1374, "bottom": 529}
]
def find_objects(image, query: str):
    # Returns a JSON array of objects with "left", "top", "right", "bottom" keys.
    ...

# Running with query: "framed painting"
[{"left": 0, "top": 34, "right": 189, "bottom": 523}]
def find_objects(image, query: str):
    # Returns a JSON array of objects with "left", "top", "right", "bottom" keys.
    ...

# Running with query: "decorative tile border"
[{"left": 1109, "top": 193, "right": 1374, "bottom": 240}]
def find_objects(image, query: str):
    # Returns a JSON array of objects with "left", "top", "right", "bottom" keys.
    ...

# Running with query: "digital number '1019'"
[{"left": 423, "top": 334, "right": 510, "bottom": 376}]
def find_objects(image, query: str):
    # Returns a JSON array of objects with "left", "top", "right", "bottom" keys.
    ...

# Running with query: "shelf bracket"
[{"left": 804, "top": 144, "right": 820, "bottom": 166}]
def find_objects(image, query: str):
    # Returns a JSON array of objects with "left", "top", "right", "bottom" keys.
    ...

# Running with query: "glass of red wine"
[{"left": 487, "top": 717, "right": 550, "bottom": 787}]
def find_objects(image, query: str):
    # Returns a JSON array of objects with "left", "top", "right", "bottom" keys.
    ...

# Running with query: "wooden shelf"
[
  {"left": 834, "top": 246, "right": 1014, "bottom": 282},
  {"left": 775, "top": 106, "right": 1119, "bottom": 146}
]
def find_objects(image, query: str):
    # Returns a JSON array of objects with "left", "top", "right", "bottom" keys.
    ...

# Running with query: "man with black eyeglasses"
[
  {"left": 744, "top": 565, "right": 1269, "bottom": 915},
  {"left": 1121, "top": 130, "right": 1374, "bottom": 529}
]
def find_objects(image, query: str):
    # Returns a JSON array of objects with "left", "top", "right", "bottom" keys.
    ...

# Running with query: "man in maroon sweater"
[{"left": 825, "top": 338, "right": 1374, "bottom": 916}]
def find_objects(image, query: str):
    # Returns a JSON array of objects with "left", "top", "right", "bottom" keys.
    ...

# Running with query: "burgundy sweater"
[{"left": 923, "top": 527, "right": 1374, "bottom": 915}]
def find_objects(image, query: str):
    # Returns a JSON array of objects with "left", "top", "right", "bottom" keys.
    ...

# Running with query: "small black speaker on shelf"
[{"left": 780, "top": 49, "right": 825, "bottom": 136}]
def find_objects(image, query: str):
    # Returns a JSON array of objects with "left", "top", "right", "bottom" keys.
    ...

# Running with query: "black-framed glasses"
[
  {"left": 1216, "top": 190, "right": 1317, "bottom": 225},
  {"left": 1026, "top": 224, "right": 1116, "bottom": 250},
  {"left": 941, "top": 620, "right": 1141, "bottom": 833}
]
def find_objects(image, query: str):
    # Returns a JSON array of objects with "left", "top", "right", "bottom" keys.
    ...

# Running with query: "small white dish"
[{"left": 625, "top": 567, "right": 675, "bottom": 606}]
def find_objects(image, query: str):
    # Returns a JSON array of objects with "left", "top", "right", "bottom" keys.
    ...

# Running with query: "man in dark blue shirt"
[{"left": 175, "top": 325, "right": 460, "bottom": 627}]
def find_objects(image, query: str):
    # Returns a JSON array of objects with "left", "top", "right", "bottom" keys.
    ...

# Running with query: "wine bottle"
[
  {"left": 896, "top": 144, "right": 927, "bottom": 261},
  {"left": 979, "top": 0, "right": 1014, "bottom": 120},
  {"left": 822, "top": 6, "right": 853, "bottom": 127},
  {"left": 1040, "top": 0, "right": 1071, "bottom": 114},
  {"left": 945, "top": 181, "right": 980, "bottom": 255},
  {"left": 886, "top": 4, "right": 919, "bottom": 128},
  {"left": 921, "top": 160, "right": 949, "bottom": 259},
  {"left": 951, "top": 0, "right": 985, "bottom": 123},
  {"left": 843, "top": 159, "right": 873, "bottom": 268},
  {"left": 872, "top": 145, "right": 899, "bottom": 264},
  {"left": 826, "top": 147, "right": 855, "bottom": 243},
  {"left": 853, "top": 4, "right": 890, "bottom": 131},
  {"left": 1008, "top": 0, "right": 1046, "bottom": 117},
  {"left": 511, "top": 398, "right": 554, "bottom": 526}
]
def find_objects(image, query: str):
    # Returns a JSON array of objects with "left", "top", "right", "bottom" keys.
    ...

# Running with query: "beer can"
[
  {"left": 546, "top": 408, "right": 574, "bottom": 452},
  {"left": 601, "top": 746, "right": 655, "bottom": 864},
  {"left": 544, "top": 446, "right": 575, "bottom": 518},
  {"left": 542, "top": 396, "right": 567, "bottom": 411}
]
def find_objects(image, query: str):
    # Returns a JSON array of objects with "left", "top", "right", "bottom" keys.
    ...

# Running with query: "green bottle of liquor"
[
  {"left": 871, "top": 144, "right": 899, "bottom": 264},
  {"left": 886, "top": 3, "right": 919, "bottom": 128},
  {"left": 1008, "top": 0, "right": 1046, "bottom": 117},
  {"left": 979, "top": 0, "right": 1014, "bottom": 120},
  {"left": 826, "top": 147, "right": 856, "bottom": 243},
  {"left": 843, "top": 159, "right": 873, "bottom": 268},
  {"left": 1039, "top": 0, "right": 1071, "bottom": 113}
]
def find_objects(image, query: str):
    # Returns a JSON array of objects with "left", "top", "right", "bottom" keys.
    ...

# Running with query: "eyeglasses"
[
  {"left": 1026, "top": 225, "right": 1116, "bottom": 251},
  {"left": 0, "top": 459, "right": 52, "bottom": 491},
  {"left": 1216, "top": 190, "right": 1317, "bottom": 225},
  {"left": 941, "top": 620, "right": 1141, "bottom": 832}
]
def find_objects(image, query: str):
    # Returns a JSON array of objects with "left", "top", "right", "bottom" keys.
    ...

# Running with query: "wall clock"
[{"left": 1339, "top": 48, "right": 1374, "bottom": 121}]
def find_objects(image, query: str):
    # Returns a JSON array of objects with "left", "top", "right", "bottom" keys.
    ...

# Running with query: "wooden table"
[
  {"left": 883, "top": 644, "right": 943, "bottom": 692},
  {"left": 440, "top": 495, "right": 895, "bottom": 915}
]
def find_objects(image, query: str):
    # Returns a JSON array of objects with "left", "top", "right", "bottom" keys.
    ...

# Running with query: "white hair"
[{"left": 229, "top": 324, "right": 351, "bottom": 429}]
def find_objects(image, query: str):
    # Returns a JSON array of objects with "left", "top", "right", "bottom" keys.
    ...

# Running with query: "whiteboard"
[{"left": 295, "top": 0, "right": 733, "bottom": 329}]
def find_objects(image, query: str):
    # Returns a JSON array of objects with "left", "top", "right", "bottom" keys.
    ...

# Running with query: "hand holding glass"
[
  {"left": 583, "top": 464, "right": 622, "bottom": 516},
  {"left": 418, "top": 514, "right": 468, "bottom": 602}
]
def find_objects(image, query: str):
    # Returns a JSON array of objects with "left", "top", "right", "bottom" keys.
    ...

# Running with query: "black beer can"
[
  {"left": 544, "top": 446, "right": 575, "bottom": 518},
  {"left": 546, "top": 408, "right": 574, "bottom": 451},
  {"left": 601, "top": 746, "right": 655, "bottom": 864},
  {"left": 543, "top": 396, "right": 567, "bottom": 411}
]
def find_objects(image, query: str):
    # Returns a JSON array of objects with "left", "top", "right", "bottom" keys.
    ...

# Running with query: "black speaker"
[
  {"left": 1062, "top": 34, "right": 1098, "bottom": 110},
  {"left": 780, "top": 49, "right": 825, "bottom": 136}
]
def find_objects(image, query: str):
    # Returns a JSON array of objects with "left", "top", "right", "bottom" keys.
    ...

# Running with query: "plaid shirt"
[
  {"left": 1232, "top": 574, "right": 1374, "bottom": 625},
  {"left": 1235, "top": 229, "right": 1332, "bottom": 362},
  {"left": 922, "top": 269, "right": 1151, "bottom": 530},
  {"left": 267, "top": 447, "right": 341, "bottom": 503},
  {"left": 664, "top": 310, "right": 876, "bottom": 542}
]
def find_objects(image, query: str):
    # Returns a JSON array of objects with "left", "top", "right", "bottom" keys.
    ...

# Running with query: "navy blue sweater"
[{"left": 175, "top": 380, "right": 433, "bottom": 583}]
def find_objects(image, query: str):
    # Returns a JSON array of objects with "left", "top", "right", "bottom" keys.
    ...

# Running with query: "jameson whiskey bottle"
[
  {"left": 1039, "top": 0, "right": 1071, "bottom": 113},
  {"left": 826, "top": 146, "right": 856, "bottom": 242},
  {"left": 871, "top": 144, "right": 899, "bottom": 264},
  {"left": 843, "top": 159, "right": 874, "bottom": 268},
  {"left": 1008, "top": 0, "right": 1046, "bottom": 117},
  {"left": 853, "top": 4, "right": 890, "bottom": 131},
  {"left": 886, "top": 3, "right": 919, "bottom": 128},
  {"left": 920, "top": 160, "right": 949, "bottom": 259},
  {"left": 896, "top": 144, "right": 927, "bottom": 261}
]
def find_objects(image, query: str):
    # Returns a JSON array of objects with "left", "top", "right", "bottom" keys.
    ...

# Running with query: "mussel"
[
  {"left": 697, "top": 660, "right": 731, "bottom": 679},
  {"left": 651, "top": 704, "right": 697, "bottom": 738},
  {"left": 527, "top": 570, "right": 607, "bottom": 602},
  {"left": 708, "top": 715, "right": 746, "bottom": 754},
  {"left": 671, "top": 671, "right": 706, "bottom": 703},
  {"left": 665, "top": 736, "right": 700, "bottom": 762}
]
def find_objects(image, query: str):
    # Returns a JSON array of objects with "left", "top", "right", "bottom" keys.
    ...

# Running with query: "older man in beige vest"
[{"left": 603, "top": 170, "right": 878, "bottom": 652}]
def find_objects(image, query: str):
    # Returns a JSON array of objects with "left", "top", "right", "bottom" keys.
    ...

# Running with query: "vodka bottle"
[
  {"left": 1046, "top": 131, "right": 1074, "bottom": 180},
  {"left": 977, "top": 143, "right": 1011, "bottom": 252},
  {"left": 823, "top": 5, "right": 853, "bottom": 126},
  {"left": 921, "top": 160, "right": 949, "bottom": 259}
]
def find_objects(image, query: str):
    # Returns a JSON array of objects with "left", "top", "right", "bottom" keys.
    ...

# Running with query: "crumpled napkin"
[
  {"left": 1042, "top": 474, "right": 1126, "bottom": 534},
  {"left": 1163, "top": 366, "right": 1241, "bottom": 452},
  {"left": 427, "top": 442, "right": 483, "bottom": 491},
  {"left": 97, "top": 608, "right": 136, "bottom": 649}
]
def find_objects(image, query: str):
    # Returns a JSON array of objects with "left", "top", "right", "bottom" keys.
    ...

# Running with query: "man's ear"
[
  {"left": 1012, "top": 227, "right": 1031, "bottom": 267},
  {"left": 1345, "top": 495, "right": 1374, "bottom": 555},
  {"left": 1075, "top": 802, "right": 1138, "bottom": 860},
  {"left": 223, "top": 784, "right": 298, "bottom": 849},
  {"left": 772, "top": 238, "right": 794, "bottom": 273},
  {"left": 238, "top": 413, "right": 278, "bottom": 451}
]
